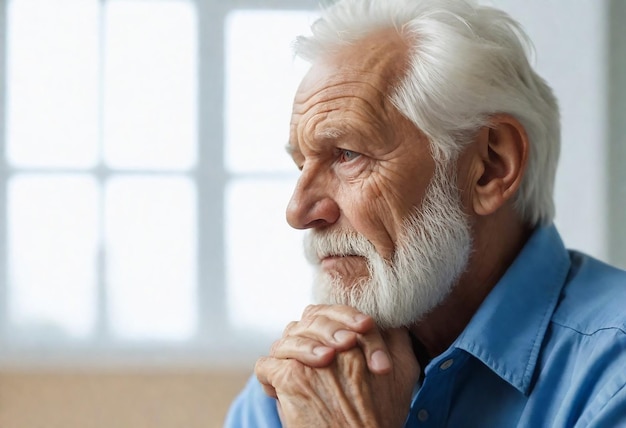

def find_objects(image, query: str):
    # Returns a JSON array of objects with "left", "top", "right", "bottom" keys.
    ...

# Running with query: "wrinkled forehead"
[{"left": 295, "top": 28, "right": 410, "bottom": 102}]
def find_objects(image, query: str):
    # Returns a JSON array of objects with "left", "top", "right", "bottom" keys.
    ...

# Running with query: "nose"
[{"left": 286, "top": 168, "right": 340, "bottom": 229}]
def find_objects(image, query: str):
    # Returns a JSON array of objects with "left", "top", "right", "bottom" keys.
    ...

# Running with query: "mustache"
[{"left": 303, "top": 229, "right": 378, "bottom": 264}]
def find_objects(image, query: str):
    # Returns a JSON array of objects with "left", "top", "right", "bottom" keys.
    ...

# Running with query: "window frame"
[
  {"left": 0, "top": 0, "right": 8, "bottom": 358},
  {"left": 0, "top": 0, "right": 319, "bottom": 369}
]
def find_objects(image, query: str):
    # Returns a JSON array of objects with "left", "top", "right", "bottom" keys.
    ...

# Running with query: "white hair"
[
  {"left": 295, "top": 0, "right": 560, "bottom": 225},
  {"left": 305, "top": 162, "right": 472, "bottom": 327}
]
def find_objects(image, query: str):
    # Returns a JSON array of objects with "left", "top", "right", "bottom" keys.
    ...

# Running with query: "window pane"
[
  {"left": 225, "top": 10, "right": 316, "bottom": 174},
  {"left": 105, "top": 176, "right": 197, "bottom": 340},
  {"left": 103, "top": 0, "right": 198, "bottom": 170},
  {"left": 226, "top": 179, "right": 312, "bottom": 334},
  {"left": 7, "top": 175, "right": 98, "bottom": 339},
  {"left": 6, "top": 0, "right": 99, "bottom": 168}
]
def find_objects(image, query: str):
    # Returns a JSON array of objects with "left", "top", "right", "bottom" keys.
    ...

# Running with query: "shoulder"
[
  {"left": 224, "top": 376, "right": 282, "bottom": 428},
  {"left": 551, "top": 251, "right": 626, "bottom": 335},
  {"left": 535, "top": 253, "right": 626, "bottom": 424}
]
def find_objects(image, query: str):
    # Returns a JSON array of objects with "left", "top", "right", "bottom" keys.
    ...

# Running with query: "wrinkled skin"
[
  {"left": 285, "top": 30, "right": 436, "bottom": 283},
  {"left": 256, "top": 306, "right": 420, "bottom": 428}
]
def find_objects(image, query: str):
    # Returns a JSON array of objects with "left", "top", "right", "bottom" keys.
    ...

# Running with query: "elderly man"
[{"left": 226, "top": 0, "right": 626, "bottom": 426}]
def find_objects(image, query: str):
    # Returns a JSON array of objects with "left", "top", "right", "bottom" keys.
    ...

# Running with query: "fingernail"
[
  {"left": 333, "top": 330, "right": 352, "bottom": 343},
  {"left": 371, "top": 350, "right": 391, "bottom": 372},
  {"left": 354, "top": 314, "right": 369, "bottom": 323},
  {"left": 313, "top": 346, "right": 331, "bottom": 357}
]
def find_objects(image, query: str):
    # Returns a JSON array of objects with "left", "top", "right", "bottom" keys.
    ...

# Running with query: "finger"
[
  {"left": 382, "top": 328, "right": 422, "bottom": 378},
  {"left": 287, "top": 304, "right": 375, "bottom": 350},
  {"left": 287, "top": 316, "right": 361, "bottom": 350},
  {"left": 270, "top": 315, "right": 362, "bottom": 368},
  {"left": 255, "top": 356, "right": 304, "bottom": 395},
  {"left": 292, "top": 305, "right": 389, "bottom": 372},
  {"left": 281, "top": 320, "right": 299, "bottom": 336},
  {"left": 356, "top": 328, "right": 393, "bottom": 375},
  {"left": 255, "top": 356, "right": 279, "bottom": 398},
  {"left": 301, "top": 304, "right": 375, "bottom": 333},
  {"left": 270, "top": 335, "right": 336, "bottom": 367},
  {"left": 272, "top": 305, "right": 381, "bottom": 369}
]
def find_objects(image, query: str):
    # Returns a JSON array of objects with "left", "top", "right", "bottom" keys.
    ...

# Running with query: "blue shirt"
[{"left": 225, "top": 225, "right": 626, "bottom": 427}]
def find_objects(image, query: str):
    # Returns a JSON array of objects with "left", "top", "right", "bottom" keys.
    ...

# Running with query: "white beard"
[{"left": 304, "top": 163, "right": 472, "bottom": 328}]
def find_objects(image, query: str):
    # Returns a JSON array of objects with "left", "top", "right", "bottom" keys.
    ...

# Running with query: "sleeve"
[{"left": 223, "top": 376, "right": 282, "bottom": 428}]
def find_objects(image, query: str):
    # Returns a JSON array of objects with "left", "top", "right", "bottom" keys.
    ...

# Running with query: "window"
[
  {"left": 4, "top": 0, "right": 615, "bottom": 367},
  {"left": 0, "top": 0, "right": 319, "bottom": 365},
  {"left": 224, "top": 10, "right": 313, "bottom": 336}
]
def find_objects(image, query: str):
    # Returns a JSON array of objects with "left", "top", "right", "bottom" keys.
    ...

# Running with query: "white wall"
[{"left": 491, "top": 0, "right": 611, "bottom": 260}]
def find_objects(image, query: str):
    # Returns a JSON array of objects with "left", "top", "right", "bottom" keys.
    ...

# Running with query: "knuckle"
[
  {"left": 337, "top": 348, "right": 367, "bottom": 371},
  {"left": 274, "top": 360, "right": 306, "bottom": 392},
  {"left": 284, "top": 358, "right": 306, "bottom": 378},
  {"left": 300, "top": 314, "right": 318, "bottom": 330},
  {"left": 254, "top": 357, "right": 267, "bottom": 377},
  {"left": 300, "top": 305, "right": 328, "bottom": 331},
  {"left": 283, "top": 320, "right": 298, "bottom": 335},
  {"left": 293, "top": 335, "right": 313, "bottom": 351},
  {"left": 271, "top": 335, "right": 318, "bottom": 358},
  {"left": 269, "top": 339, "right": 282, "bottom": 356},
  {"left": 302, "top": 304, "right": 319, "bottom": 318}
]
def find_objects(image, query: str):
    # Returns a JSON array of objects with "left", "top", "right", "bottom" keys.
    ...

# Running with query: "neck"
[{"left": 409, "top": 208, "right": 532, "bottom": 359}]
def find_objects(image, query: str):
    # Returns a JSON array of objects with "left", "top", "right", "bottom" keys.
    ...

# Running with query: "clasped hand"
[{"left": 255, "top": 304, "right": 421, "bottom": 427}]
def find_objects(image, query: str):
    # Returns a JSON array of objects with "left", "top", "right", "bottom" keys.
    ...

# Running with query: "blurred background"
[{"left": 0, "top": 0, "right": 624, "bottom": 426}]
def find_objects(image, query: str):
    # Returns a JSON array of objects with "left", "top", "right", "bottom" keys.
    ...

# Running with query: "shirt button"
[
  {"left": 440, "top": 358, "right": 454, "bottom": 370},
  {"left": 417, "top": 409, "right": 429, "bottom": 422}
]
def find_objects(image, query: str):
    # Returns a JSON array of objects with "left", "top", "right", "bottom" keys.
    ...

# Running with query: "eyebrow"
[
  {"left": 284, "top": 126, "right": 348, "bottom": 158},
  {"left": 315, "top": 127, "right": 346, "bottom": 140}
]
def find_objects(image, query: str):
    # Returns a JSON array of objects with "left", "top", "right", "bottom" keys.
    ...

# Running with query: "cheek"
[
  {"left": 338, "top": 178, "right": 412, "bottom": 256},
  {"left": 370, "top": 174, "right": 421, "bottom": 220}
]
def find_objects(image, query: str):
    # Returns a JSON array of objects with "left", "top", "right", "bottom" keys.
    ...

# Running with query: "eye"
[{"left": 339, "top": 149, "right": 361, "bottom": 163}]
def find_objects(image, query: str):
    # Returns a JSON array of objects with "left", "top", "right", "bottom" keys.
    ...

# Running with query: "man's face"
[
  {"left": 286, "top": 33, "right": 471, "bottom": 326},
  {"left": 303, "top": 164, "right": 472, "bottom": 327},
  {"left": 287, "top": 33, "right": 433, "bottom": 269}
]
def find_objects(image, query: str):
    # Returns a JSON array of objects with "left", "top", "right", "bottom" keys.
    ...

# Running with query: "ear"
[{"left": 472, "top": 114, "right": 529, "bottom": 216}]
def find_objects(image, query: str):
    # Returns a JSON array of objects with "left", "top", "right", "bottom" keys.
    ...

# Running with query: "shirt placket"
[{"left": 405, "top": 350, "right": 467, "bottom": 427}]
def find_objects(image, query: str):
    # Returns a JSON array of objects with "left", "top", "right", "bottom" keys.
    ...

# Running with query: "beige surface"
[{"left": 0, "top": 369, "right": 251, "bottom": 428}]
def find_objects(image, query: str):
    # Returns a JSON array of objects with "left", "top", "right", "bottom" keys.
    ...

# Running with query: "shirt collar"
[{"left": 453, "top": 224, "right": 571, "bottom": 395}]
